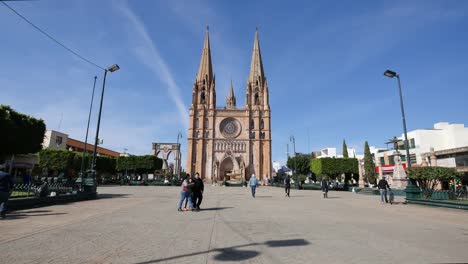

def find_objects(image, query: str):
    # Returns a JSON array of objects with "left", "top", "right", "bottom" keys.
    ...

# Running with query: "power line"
[{"left": 1, "top": 1, "right": 105, "bottom": 70}]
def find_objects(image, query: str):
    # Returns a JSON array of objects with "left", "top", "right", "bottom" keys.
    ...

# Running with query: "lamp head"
[
  {"left": 384, "top": 70, "right": 397, "bottom": 78},
  {"left": 107, "top": 64, "right": 120, "bottom": 72}
]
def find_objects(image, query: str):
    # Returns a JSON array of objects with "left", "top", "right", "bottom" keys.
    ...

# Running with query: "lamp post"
[
  {"left": 384, "top": 70, "right": 420, "bottom": 198},
  {"left": 289, "top": 135, "right": 298, "bottom": 189},
  {"left": 87, "top": 64, "right": 120, "bottom": 192},
  {"left": 383, "top": 70, "right": 411, "bottom": 170},
  {"left": 176, "top": 132, "right": 182, "bottom": 180},
  {"left": 79, "top": 76, "right": 97, "bottom": 191}
]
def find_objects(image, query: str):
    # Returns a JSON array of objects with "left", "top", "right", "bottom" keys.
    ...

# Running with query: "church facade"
[{"left": 186, "top": 30, "right": 272, "bottom": 182}]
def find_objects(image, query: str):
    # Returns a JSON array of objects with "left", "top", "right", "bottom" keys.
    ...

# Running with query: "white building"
[
  {"left": 375, "top": 122, "right": 468, "bottom": 167},
  {"left": 315, "top": 147, "right": 364, "bottom": 159}
]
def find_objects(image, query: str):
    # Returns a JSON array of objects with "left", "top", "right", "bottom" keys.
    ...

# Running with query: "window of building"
[
  {"left": 260, "top": 132, "right": 265, "bottom": 139},
  {"left": 254, "top": 93, "right": 259, "bottom": 105},
  {"left": 55, "top": 136, "right": 63, "bottom": 146},
  {"left": 380, "top": 157, "right": 385, "bottom": 166},
  {"left": 410, "top": 138, "right": 416, "bottom": 149},
  {"left": 260, "top": 120, "right": 264, "bottom": 129},
  {"left": 204, "top": 131, "right": 209, "bottom": 138},
  {"left": 194, "top": 131, "right": 199, "bottom": 138},
  {"left": 195, "top": 119, "right": 199, "bottom": 128},
  {"left": 250, "top": 132, "right": 255, "bottom": 139},
  {"left": 205, "top": 118, "right": 209, "bottom": 128},
  {"left": 250, "top": 120, "right": 254, "bottom": 129}
]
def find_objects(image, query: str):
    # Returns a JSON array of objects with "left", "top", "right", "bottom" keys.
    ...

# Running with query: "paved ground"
[{"left": 1, "top": 186, "right": 467, "bottom": 264}]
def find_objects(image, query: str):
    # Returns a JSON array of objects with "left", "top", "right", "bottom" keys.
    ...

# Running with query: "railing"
[
  {"left": 421, "top": 187, "right": 468, "bottom": 200},
  {"left": 10, "top": 182, "right": 79, "bottom": 199}
]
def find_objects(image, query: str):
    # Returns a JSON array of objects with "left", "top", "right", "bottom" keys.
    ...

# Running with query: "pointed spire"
[
  {"left": 226, "top": 79, "right": 237, "bottom": 109},
  {"left": 248, "top": 29, "right": 265, "bottom": 84},
  {"left": 196, "top": 27, "right": 213, "bottom": 83}
]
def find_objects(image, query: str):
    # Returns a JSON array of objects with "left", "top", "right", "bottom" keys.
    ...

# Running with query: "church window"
[
  {"left": 260, "top": 120, "right": 264, "bottom": 129},
  {"left": 260, "top": 132, "right": 265, "bottom": 139},
  {"left": 250, "top": 120, "right": 254, "bottom": 129},
  {"left": 250, "top": 132, "right": 255, "bottom": 139},
  {"left": 205, "top": 118, "right": 209, "bottom": 128},
  {"left": 195, "top": 119, "right": 199, "bottom": 128},
  {"left": 200, "top": 92, "right": 206, "bottom": 104},
  {"left": 254, "top": 93, "right": 259, "bottom": 105},
  {"left": 204, "top": 131, "right": 209, "bottom": 138},
  {"left": 194, "top": 131, "right": 199, "bottom": 138},
  {"left": 203, "top": 79, "right": 205, "bottom": 85}
]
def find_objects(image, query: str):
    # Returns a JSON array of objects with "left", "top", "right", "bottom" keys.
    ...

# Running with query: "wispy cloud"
[{"left": 117, "top": 1, "right": 188, "bottom": 129}]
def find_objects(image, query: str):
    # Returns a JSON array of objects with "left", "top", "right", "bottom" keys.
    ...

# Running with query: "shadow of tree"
[{"left": 134, "top": 238, "right": 310, "bottom": 263}]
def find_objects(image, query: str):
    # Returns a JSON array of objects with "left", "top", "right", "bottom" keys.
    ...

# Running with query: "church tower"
[
  {"left": 187, "top": 28, "right": 215, "bottom": 177},
  {"left": 246, "top": 29, "right": 272, "bottom": 179}
]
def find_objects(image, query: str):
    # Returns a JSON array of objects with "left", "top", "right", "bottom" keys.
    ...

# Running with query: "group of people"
[{"left": 177, "top": 173, "right": 204, "bottom": 212}]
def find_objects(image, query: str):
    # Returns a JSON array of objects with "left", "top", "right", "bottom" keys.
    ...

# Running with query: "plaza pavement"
[{"left": 1, "top": 185, "right": 467, "bottom": 264}]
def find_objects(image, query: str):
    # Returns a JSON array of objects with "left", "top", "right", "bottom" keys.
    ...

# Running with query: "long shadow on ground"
[{"left": 134, "top": 239, "right": 310, "bottom": 263}]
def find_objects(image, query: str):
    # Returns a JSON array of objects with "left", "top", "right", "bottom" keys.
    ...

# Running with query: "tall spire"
[
  {"left": 226, "top": 80, "right": 236, "bottom": 109},
  {"left": 248, "top": 29, "right": 265, "bottom": 84},
  {"left": 196, "top": 27, "right": 213, "bottom": 83}
]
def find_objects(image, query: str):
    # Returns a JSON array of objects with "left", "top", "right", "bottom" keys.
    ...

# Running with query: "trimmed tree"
[
  {"left": 0, "top": 105, "right": 46, "bottom": 157},
  {"left": 342, "top": 139, "right": 349, "bottom": 158},
  {"left": 363, "top": 141, "right": 376, "bottom": 184},
  {"left": 310, "top": 157, "right": 358, "bottom": 182}
]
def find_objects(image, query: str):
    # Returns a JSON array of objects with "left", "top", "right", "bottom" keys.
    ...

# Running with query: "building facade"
[
  {"left": 43, "top": 130, "right": 120, "bottom": 157},
  {"left": 186, "top": 30, "right": 272, "bottom": 182},
  {"left": 375, "top": 122, "right": 468, "bottom": 168}
]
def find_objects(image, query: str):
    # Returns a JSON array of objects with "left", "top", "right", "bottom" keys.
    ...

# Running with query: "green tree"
[
  {"left": 287, "top": 155, "right": 311, "bottom": 175},
  {"left": 363, "top": 141, "right": 376, "bottom": 184},
  {"left": 407, "top": 167, "right": 460, "bottom": 193},
  {"left": 0, "top": 105, "right": 46, "bottom": 157},
  {"left": 342, "top": 139, "right": 349, "bottom": 158},
  {"left": 310, "top": 157, "right": 358, "bottom": 182}
]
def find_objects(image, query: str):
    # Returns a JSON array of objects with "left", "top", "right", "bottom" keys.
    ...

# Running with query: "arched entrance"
[{"left": 219, "top": 155, "right": 241, "bottom": 182}]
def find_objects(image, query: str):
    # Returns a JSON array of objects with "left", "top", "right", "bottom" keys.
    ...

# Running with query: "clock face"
[{"left": 220, "top": 118, "right": 241, "bottom": 138}]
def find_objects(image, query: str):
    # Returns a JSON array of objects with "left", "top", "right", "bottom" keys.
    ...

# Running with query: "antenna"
[{"left": 58, "top": 112, "right": 63, "bottom": 130}]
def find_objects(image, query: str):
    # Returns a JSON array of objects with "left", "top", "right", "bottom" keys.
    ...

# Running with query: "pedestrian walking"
[
  {"left": 0, "top": 171, "right": 13, "bottom": 219},
  {"left": 321, "top": 177, "right": 329, "bottom": 198},
  {"left": 192, "top": 172, "right": 204, "bottom": 211},
  {"left": 284, "top": 175, "right": 291, "bottom": 197},
  {"left": 378, "top": 176, "right": 390, "bottom": 204},
  {"left": 249, "top": 174, "right": 258, "bottom": 198}
]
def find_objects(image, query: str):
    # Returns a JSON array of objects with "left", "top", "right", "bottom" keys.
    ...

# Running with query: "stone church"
[{"left": 186, "top": 29, "right": 272, "bottom": 182}]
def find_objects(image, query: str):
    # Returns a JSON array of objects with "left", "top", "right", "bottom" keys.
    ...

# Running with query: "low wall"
[
  {"left": 9, "top": 192, "right": 97, "bottom": 211},
  {"left": 406, "top": 198, "right": 468, "bottom": 211}
]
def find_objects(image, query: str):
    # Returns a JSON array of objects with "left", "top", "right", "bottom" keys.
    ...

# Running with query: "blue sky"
[{"left": 1, "top": 0, "right": 467, "bottom": 167}]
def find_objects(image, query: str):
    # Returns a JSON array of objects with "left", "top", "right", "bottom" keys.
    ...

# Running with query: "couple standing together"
[{"left": 177, "top": 173, "right": 204, "bottom": 212}]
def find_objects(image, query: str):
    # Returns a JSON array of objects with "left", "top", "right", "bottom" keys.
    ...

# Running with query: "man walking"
[
  {"left": 192, "top": 172, "right": 204, "bottom": 211},
  {"left": 249, "top": 174, "right": 258, "bottom": 198},
  {"left": 284, "top": 175, "right": 291, "bottom": 197},
  {"left": 378, "top": 176, "right": 390, "bottom": 204},
  {"left": 0, "top": 170, "right": 13, "bottom": 219},
  {"left": 321, "top": 177, "right": 329, "bottom": 198}
]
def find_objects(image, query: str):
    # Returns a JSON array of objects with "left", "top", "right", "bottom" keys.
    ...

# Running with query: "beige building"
[{"left": 186, "top": 30, "right": 272, "bottom": 182}]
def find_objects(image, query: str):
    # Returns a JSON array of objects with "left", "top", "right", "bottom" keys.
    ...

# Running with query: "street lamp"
[
  {"left": 383, "top": 69, "right": 411, "bottom": 169},
  {"left": 289, "top": 135, "right": 298, "bottom": 189},
  {"left": 79, "top": 76, "right": 97, "bottom": 191},
  {"left": 176, "top": 132, "right": 182, "bottom": 180},
  {"left": 87, "top": 64, "right": 120, "bottom": 192},
  {"left": 384, "top": 69, "right": 421, "bottom": 198}
]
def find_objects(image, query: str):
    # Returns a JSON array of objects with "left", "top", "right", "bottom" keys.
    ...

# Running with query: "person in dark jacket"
[
  {"left": 284, "top": 175, "right": 291, "bottom": 197},
  {"left": 378, "top": 177, "right": 390, "bottom": 203},
  {"left": 192, "top": 172, "right": 204, "bottom": 211},
  {"left": 321, "top": 177, "right": 329, "bottom": 198},
  {"left": 0, "top": 171, "right": 13, "bottom": 219}
]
